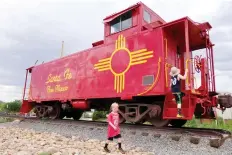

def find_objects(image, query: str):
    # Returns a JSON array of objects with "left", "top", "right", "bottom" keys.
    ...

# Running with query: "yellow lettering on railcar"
[
  {"left": 55, "top": 85, "right": 68, "bottom": 92},
  {"left": 64, "top": 68, "right": 72, "bottom": 80},
  {"left": 47, "top": 86, "right": 54, "bottom": 93},
  {"left": 46, "top": 85, "right": 69, "bottom": 93},
  {"left": 46, "top": 68, "right": 72, "bottom": 93},
  {"left": 46, "top": 74, "right": 61, "bottom": 84}
]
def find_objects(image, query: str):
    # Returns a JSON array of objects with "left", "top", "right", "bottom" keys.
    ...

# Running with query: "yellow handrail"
[
  {"left": 138, "top": 57, "right": 161, "bottom": 95},
  {"left": 185, "top": 59, "right": 192, "bottom": 88},
  {"left": 165, "top": 63, "right": 172, "bottom": 87}
]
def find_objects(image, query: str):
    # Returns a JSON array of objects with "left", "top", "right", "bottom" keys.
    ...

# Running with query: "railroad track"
[{"left": 0, "top": 112, "right": 231, "bottom": 148}]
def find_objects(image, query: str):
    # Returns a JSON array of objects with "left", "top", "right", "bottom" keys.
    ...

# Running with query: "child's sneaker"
[
  {"left": 176, "top": 114, "right": 183, "bottom": 118},
  {"left": 118, "top": 148, "right": 126, "bottom": 154},
  {"left": 104, "top": 147, "right": 111, "bottom": 153}
]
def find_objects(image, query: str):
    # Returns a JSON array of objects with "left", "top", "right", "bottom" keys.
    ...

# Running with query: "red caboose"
[{"left": 20, "top": 2, "right": 232, "bottom": 127}]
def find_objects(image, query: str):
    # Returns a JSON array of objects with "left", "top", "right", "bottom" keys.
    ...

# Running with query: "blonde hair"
[
  {"left": 110, "top": 102, "right": 119, "bottom": 111},
  {"left": 170, "top": 66, "right": 180, "bottom": 76}
]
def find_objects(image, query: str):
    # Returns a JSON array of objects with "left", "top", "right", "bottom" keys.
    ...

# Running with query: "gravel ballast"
[{"left": 1, "top": 119, "right": 232, "bottom": 155}]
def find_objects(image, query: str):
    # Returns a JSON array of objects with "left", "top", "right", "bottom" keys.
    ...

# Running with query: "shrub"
[
  {"left": 92, "top": 111, "right": 108, "bottom": 121},
  {"left": 3, "top": 100, "right": 21, "bottom": 112},
  {"left": 0, "top": 104, "right": 5, "bottom": 111}
]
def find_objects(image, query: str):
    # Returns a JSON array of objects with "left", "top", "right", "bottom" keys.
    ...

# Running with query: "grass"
[
  {"left": 0, "top": 117, "right": 15, "bottom": 123},
  {"left": 184, "top": 117, "right": 232, "bottom": 132},
  {"left": 0, "top": 104, "right": 5, "bottom": 111}
]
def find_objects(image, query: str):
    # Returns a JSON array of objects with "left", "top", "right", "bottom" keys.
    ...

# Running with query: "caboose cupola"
[
  {"left": 103, "top": 2, "right": 166, "bottom": 44},
  {"left": 103, "top": 3, "right": 140, "bottom": 44}
]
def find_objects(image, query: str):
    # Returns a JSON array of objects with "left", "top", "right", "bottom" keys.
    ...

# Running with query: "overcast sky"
[{"left": 0, "top": 0, "right": 231, "bottom": 102}]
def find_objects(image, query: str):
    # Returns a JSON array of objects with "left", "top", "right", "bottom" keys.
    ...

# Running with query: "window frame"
[
  {"left": 143, "top": 10, "right": 151, "bottom": 23},
  {"left": 110, "top": 11, "right": 133, "bottom": 34}
]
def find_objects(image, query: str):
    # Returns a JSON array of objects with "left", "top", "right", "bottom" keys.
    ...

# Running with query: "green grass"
[
  {"left": 0, "top": 104, "right": 5, "bottom": 111},
  {"left": 184, "top": 117, "right": 232, "bottom": 132},
  {"left": 0, "top": 117, "right": 15, "bottom": 123}
]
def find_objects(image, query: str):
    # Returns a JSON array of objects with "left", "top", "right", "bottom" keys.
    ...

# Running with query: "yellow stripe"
[
  {"left": 98, "top": 68, "right": 110, "bottom": 71},
  {"left": 165, "top": 63, "right": 172, "bottom": 87},
  {"left": 94, "top": 61, "right": 110, "bottom": 67},
  {"left": 117, "top": 35, "right": 120, "bottom": 49},
  {"left": 117, "top": 75, "right": 119, "bottom": 93},
  {"left": 122, "top": 37, "right": 126, "bottom": 47},
  {"left": 165, "top": 63, "right": 169, "bottom": 87},
  {"left": 119, "top": 75, "right": 122, "bottom": 93},
  {"left": 131, "top": 60, "right": 147, "bottom": 65},
  {"left": 94, "top": 65, "right": 110, "bottom": 70},
  {"left": 94, "top": 62, "right": 110, "bottom": 67},
  {"left": 99, "top": 58, "right": 110, "bottom": 62},
  {"left": 131, "top": 51, "right": 153, "bottom": 58},
  {"left": 120, "top": 35, "right": 123, "bottom": 47},
  {"left": 122, "top": 74, "right": 124, "bottom": 90},
  {"left": 131, "top": 49, "right": 147, "bottom": 55},
  {"left": 114, "top": 75, "right": 117, "bottom": 90},
  {"left": 131, "top": 55, "right": 153, "bottom": 62},
  {"left": 115, "top": 40, "right": 118, "bottom": 50}
]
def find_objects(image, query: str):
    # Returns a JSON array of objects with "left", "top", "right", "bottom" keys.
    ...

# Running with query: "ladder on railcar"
[
  {"left": 22, "top": 72, "right": 31, "bottom": 101},
  {"left": 205, "top": 31, "right": 216, "bottom": 93}
]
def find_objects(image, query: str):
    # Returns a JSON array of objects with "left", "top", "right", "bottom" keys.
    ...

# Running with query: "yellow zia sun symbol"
[{"left": 94, "top": 35, "right": 154, "bottom": 93}]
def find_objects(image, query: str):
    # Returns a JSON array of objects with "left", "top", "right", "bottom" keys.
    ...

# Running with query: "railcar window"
[
  {"left": 143, "top": 10, "right": 151, "bottom": 23},
  {"left": 110, "top": 18, "right": 120, "bottom": 33},
  {"left": 121, "top": 11, "right": 132, "bottom": 30},
  {"left": 110, "top": 11, "right": 132, "bottom": 34}
]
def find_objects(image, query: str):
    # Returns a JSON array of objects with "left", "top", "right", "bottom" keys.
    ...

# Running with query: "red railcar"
[{"left": 20, "top": 2, "right": 232, "bottom": 127}]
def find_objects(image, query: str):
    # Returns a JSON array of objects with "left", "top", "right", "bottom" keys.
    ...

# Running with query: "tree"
[{"left": 4, "top": 100, "right": 22, "bottom": 112}]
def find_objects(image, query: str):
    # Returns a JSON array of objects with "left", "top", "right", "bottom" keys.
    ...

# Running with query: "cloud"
[
  {"left": 0, "top": 0, "right": 232, "bottom": 101},
  {"left": 0, "top": 85, "right": 22, "bottom": 102}
]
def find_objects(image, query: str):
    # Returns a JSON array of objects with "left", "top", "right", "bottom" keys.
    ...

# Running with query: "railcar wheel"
[
  {"left": 34, "top": 106, "right": 45, "bottom": 118},
  {"left": 148, "top": 105, "right": 170, "bottom": 127},
  {"left": 170, "top": 119, "right": 187, "bottom": 128},
  {"left": 72, "top": 109, "right": 84, "bottom": 120},
  {"left": 48, "top": 104, "right": 61, "bottom": 120}
]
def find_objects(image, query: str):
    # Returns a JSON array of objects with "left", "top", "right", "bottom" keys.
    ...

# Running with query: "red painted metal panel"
[
  {"left": 27, "top": 18, "right": 214, "bottom": 104},
  {"left": 71, "top": 101, "right": 89, "bottom": 110},
  {"left": 20, "top": 100, "right": 33, "bottom": 114},
  {"left": 163, "top": 91, "right": 196, "bottom": 119},
  {"left": 28, "top": 29, "right": 164, "bottom": 102}
]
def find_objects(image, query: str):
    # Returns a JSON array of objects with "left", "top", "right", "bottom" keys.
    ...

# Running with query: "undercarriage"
[{"left": 33, "top": 103, "right": 83, "bottom": 120}]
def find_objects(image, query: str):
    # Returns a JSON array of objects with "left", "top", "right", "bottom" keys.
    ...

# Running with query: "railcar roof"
[
  {"left": 103, "top": 2, "right": 141, "bottom": 23},
  {"left": 161, "top": 17, "right": 212, "bottom": 51}
]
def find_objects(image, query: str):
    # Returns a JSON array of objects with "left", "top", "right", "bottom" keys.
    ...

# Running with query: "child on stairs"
[{"left": 170, "top": 67, "right": 188, "bottom": 117}]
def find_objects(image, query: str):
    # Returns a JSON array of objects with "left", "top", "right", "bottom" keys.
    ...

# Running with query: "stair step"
[{"left": 163, "top": 108, "right": 191, "bottom": 119}]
